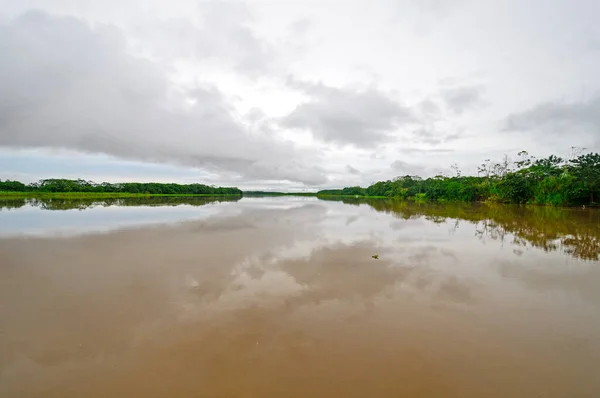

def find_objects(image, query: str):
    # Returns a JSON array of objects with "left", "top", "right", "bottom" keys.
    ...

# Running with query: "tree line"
[
  {"left": 243, "top": 191, "right": 317, "bottom": 196},
  {"left": 0, "top": 178, "right": 242, "bottom": 196},
  {"left": 318, "top": 152, "right": 600, "bottom": 206}
]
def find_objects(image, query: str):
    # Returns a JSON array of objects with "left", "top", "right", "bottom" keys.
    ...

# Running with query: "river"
[{"left": 1, "top": 196, "right": 599, "bottom": 397}]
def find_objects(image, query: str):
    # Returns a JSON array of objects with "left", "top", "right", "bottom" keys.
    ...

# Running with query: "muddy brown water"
[{"left": 1, "top": 196, "right": 599, "bottom": 397}]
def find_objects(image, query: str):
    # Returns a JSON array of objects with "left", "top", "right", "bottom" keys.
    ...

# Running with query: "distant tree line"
[
  {"left": 0, "top": 178, "right": 242, "bottom": 195},
  {"left": 318, "top": 152, "right": 600, "bottom": 206},
  {"left": 243, "top": 191, "right": 317, "bottom": 196}
]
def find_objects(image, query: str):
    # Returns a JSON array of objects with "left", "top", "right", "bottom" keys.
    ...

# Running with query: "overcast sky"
[{"left": 1, "top": 0, "right": 599, "bottom": 190}]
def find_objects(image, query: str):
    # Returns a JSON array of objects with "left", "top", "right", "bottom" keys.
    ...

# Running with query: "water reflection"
[
  {"left": 0, "top": 196, "right": 240, "bottom": 211},
  {"left": 2, "top": 195, "right": 599, "bottom": 260},
  {"left": 0, "top": 196, "right": 241, "bottom": 237},
  {"left": 1, "top": 197, "right": 600, "bottom": 397},
  {"left": 321, "top": 198, "right": 600, "bottom": 261}
]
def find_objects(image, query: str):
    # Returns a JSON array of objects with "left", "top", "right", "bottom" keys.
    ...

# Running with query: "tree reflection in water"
[
  {"left": 2, "top": 196, "right": 598, "bottom": 261},
  {"left": 0, "top": 196, "right": 240, "bottom": 211},
  {"left": 321, "top": 198, "right": 600, "bottom": 261}
]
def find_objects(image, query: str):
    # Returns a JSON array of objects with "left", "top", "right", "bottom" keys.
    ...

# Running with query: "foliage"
[
  {"left": 317, "top": 152, "right": 600, "bottom": 206},
  {"left": 568, "top": 153, "right": 600, "bottom": 204},
  {"left": 317, "top": 186, "right": 367, "bottom": 197},
  {"left": 0, "top": 179, "right": 242, "bottom": 196}
]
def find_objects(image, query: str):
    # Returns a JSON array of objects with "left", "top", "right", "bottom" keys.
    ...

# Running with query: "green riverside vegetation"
[
  {"left": 0, "top": 179, "right": 242, "bottom": 198},
  {"left": 317, "top": 152, "right": 600, "bottom": 206},
  {"left": 2, "top": 151, "right": 598, "bottom": 205}
]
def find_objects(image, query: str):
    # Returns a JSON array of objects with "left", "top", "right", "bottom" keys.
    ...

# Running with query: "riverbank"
[{"left": 0, "top": 192, "right": 242, "bottom": 199}]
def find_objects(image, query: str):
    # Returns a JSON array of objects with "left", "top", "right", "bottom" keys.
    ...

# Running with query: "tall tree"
[{"left": 569, "top": 153, "right": 600, "bottom": 204}]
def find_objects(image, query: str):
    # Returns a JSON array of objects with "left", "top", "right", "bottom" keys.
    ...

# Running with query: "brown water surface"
[{"left": 1, "top": 197, "right": 599, "bottom": 397}]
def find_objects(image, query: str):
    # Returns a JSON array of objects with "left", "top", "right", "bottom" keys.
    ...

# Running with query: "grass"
[{"left": 0, "top": 192, "right": 242, "bottom": 199}]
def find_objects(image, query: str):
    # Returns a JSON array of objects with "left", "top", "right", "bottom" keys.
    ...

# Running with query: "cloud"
[
  {"left": 289, "top": 18, "right": 312, "bottom": 36},
  {"left": 390, "top": 160, "right": 428, "bottom": 176},
  {"left": 398, "top": 147, "right": 454, "bottom": 154},
  {"left": 387, "top": 0, "right": 470, "bottom": 35},
  {"left": 390, "top": 159, "right": 451, "bottom": 178},
  {"left": 0, "top": 11, "right": 327, "bottom": 186},
  {"left": 281, "top": 78, "right": 415, "bottom": 147},
  {"left": 0, "top": 1, "right": 596, "bottom": 188},
  {"left": 440, "top": 85, "right": 485, "bottom": 114},
  {"left": 504, "top": 96, "right": 600, "bottom": 132},
  {"left": 410, "top": 127, "right": 462, "bottom": 146},
  {"left": 418, "top": 99, "right": 442, "bottom": 118},
  {"left": 0, "top": 148, "right": 216, "bottom": 184},
  {"left": 411, "top": 0, "right": 469, "bottom": 17},
  {"left": 503, "top": 96, "right": 600, "bottom": 151},
  {"left": 133, "top": 1, "right": 275, "bottom": 76},
  {"left": 346, "top": 165, "right": 360, "bottom": 175}
]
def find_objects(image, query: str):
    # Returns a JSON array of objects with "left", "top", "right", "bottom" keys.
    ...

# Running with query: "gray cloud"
[
  {"left": 440, "top": 85, "right": 485, "bottom": 114},
  {"left": 346, "top": 165, "right": 361, "bottom": 175},
  {"left": 390, "top": 160, "right": 428, "bottom": 176},
  {"left": 281, "top": 78, "right": 415, "bottom": 147},
  {"left": 388, "top": 0, "right": 470, "bottom": 35},
  {"left": 504, "top": 96, "right": 600, "bottom": 132},
  {"left": 289, "top": 18, "right": 311, "bottom": 36},
  {"left": 132, "top": 1, "right": 275, "bottom": 76},
  {"left": 390, "top": 158, "right": 451, "bottom": 178},
  {"left": 503, "top": 95, "right": 600, "bottom": 151},
  {"left": 410, "top": 127, "right": 462, "bottom": 146},
  {"left": 398, "top": 147, "right": 454, "bottom": 154},
  {"left": 0, "top": 0, "right": 596, "bottom": 188},
  {"left": 0, "top": 11, "right": 326, "bottom": 185},
  {"left": 418, "top": 99, "right": 442, "bottom": 118}
]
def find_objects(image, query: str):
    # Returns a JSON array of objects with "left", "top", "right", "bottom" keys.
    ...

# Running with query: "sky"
[{"left": 0, "top": 0, "right": 599, "bottom": 190}]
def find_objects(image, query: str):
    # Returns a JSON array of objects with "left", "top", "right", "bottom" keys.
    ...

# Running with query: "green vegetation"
[
  {"left": 0, "top": 178, "right": 242, "bottom": 198},
  {"left": 318, "top": 152, "right": 600, "bottom": 206},
  {"left": 2, "top": 151, "right": 598, "bottom": 206}
]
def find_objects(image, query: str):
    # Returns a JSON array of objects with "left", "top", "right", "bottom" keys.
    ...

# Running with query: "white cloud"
[
  {"left": 0, "top": 10, "right": 327, "bottom": 186},
  {"left": 280, "top": 78, "right": 415, "bottom": 147},
  {"left": 0, "top": 0, "right": 599, "bottom": 189}
]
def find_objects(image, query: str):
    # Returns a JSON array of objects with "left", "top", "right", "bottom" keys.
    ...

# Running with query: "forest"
[
  {"left": 0, "top": 178, "right": 242, "bottom": 196},
  {"left": 318, "top": 152, "right": 600, "bottom": 206},
  {"left": 2, "top": 152, "right": 599, "bottom": 205}
]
